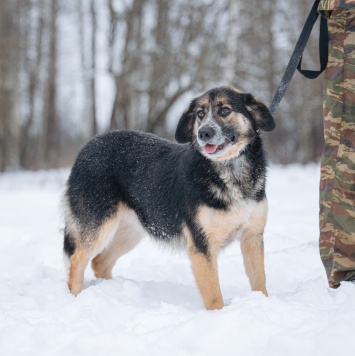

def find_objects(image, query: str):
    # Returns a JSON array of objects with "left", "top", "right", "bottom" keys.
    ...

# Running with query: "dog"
[{"left": 63, "top": 86, "right": 275, "bottom": 310}]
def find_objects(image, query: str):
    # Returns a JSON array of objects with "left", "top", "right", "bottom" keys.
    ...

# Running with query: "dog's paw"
[
  {"left": 206, "top": 298, "right": 224, "bottom": 310},
  {"left": 68, "top": 282, "right": 84, "bottom": 296}
]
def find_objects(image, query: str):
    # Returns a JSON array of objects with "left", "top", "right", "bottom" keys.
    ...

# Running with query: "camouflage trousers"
[{"left": 320, "top": 8, "right": 355, "bottom": 288}]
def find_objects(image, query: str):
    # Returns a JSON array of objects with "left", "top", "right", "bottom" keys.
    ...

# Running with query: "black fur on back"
[{"left": 65, "top": 130, "right": 267, "bottom": 254}]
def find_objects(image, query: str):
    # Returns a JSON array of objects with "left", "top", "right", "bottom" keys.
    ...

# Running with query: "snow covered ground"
[{"left": 1, "top": 165, "right": 354, "bottom": 356}]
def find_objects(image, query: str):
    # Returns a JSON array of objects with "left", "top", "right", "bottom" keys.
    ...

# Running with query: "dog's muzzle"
[
  {"left": 197, "top": 125, "right": 232, "bottom": 155},
  {"left": 198, "top": 126, "right": 216, "bottom": 142}
]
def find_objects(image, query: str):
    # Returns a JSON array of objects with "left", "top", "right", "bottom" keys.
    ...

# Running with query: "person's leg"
[{"left": 320, "top": 8, "right": 355, "bottom": 288}]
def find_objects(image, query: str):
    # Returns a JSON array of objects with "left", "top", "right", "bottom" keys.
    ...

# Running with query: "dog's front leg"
[
  {"left": 187, "top": 237, "right": 223, "bottom": 310},
  {"left": 240, "top": 231, "right": 268, "bottom": 296}
]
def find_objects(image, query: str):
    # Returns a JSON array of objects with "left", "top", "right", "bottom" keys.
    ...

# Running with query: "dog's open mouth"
[{"left": 203, "top": 141, "right": 229, "bottom": 154}]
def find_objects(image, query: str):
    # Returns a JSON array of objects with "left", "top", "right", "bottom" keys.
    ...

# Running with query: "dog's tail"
[{"left": 63, "top": 228, "right": 76, "bottom": 273}]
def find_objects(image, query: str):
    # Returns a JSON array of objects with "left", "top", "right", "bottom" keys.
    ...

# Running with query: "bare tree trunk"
[
  {"left": 109, "top": 0, "right": 143, "bottom": 130},
  {"left": 90, "top": 0, "right": 98, "bottom": 136},
  {"left": 146, "top": 0, "right": 168, "bottom": 134},
  {"left": 20, "top": 0, "right": 45, "bottom": 169},
  {"left": 79, "top": 0, "right": 98, "bottom": 138},
  {"left": 0, "top": 0, "right": 20, "bottom": 171},
  {"left": 225, "top": 0, "right": 239, "bottom": 85},
  {"left": 43, "top": 0, "right": 58, "bottom": 168}
]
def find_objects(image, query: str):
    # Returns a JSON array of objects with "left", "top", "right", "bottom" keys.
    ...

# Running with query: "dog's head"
[{"left": 175, "top": 87, "right": 275, "bottom": 161}]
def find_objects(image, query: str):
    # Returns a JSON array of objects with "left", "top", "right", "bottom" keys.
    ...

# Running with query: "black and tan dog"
[{"left": 63, "top": 86, "right": 275, "bottom": 310}]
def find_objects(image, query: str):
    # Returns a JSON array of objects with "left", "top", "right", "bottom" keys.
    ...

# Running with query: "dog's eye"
[
  {"left": 197, "top": 110, "right": 205, "bottom": 119},
  {"left": 220, "top": 107, "right": 231, "bottom": 116}
]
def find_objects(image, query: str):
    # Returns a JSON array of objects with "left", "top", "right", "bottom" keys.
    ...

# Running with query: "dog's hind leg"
[
  {"left": 63, "top": 228, "right": 92, "bottom": 296},
  {"left": 240, "top": 231, "right": 268, "bottom": 296},
  {"left": 64, "top": 213, "right": 121, "bottom": 296},
  {"left": 91, "top": 209, "right": 146, "bottom": 279},
  {"left": 67, "top": 246, "right": 92, "bottom": 296},
  {"left": 91, "top": 225, "right": 145, "bottom": 279}
]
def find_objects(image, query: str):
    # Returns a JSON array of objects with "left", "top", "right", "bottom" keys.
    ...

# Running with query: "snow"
[{"left": 1, "top": 165, "right": 355, "bottom": 356}]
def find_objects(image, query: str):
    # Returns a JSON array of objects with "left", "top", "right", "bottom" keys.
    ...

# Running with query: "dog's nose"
[{"left": 198, "top": 126, "right": 216, "bottom": 141}]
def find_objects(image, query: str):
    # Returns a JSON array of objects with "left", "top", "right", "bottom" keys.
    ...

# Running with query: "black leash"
[{"left": 269, "top": 0, "right": 328, "bottom": 114}]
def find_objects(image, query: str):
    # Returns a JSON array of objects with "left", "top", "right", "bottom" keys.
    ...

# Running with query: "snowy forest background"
[{"left": 0, "top": 0, "right": 324, "bottom": 171}]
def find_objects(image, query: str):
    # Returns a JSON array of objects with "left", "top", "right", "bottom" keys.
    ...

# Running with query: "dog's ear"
[
  {"left": 175, "top": 101, "right": 196, "bottom": 143},
  {"left": 242, "top": 94, "right": 275, "bottom": 132}
]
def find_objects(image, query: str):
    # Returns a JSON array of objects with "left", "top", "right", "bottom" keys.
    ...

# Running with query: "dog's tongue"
[{"left": 203, "top": 144, "right": 218, "bottom": 154}]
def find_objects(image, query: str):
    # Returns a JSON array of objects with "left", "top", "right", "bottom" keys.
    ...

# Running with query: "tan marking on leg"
[
  {"left": 197, "top": 199, "right": 268, "bottom": 296},
  {"left": 239, "top": 198, "right": 268, "bottom": 295},
  {"left": 68, "top": 249, "right": 91, "bottom": 296},
  {"left": 67, "top": 203, "right": 128, "bottom": 295},
  {"left": 89, "top": 204, "right": 128, "bottom": 253},
  {"left": 63, "top": 191, "right": 88, "bottom": 296},
  {"left": 240, "top": 232, "right": 268, "bottom": 296},
  {"left": 186, "top": 227, "right": 223, "bottom": 310},
  {"left": 92, "top": 208, "right": 146, "bottom": 279}
]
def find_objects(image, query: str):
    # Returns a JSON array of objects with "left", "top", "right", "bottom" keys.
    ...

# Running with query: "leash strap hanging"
[{"left": 269, "top": 0, "right": 328, "bottom": 114}]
